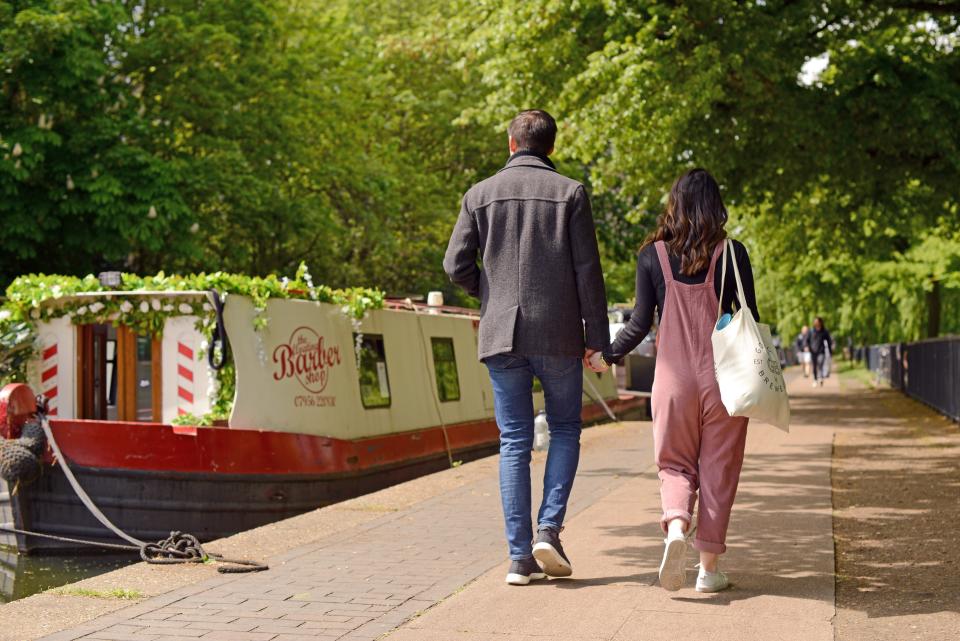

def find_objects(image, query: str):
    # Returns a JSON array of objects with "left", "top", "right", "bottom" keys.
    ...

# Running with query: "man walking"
[{"left": 443, "top": 110, "right": 609, "bottom": 585}]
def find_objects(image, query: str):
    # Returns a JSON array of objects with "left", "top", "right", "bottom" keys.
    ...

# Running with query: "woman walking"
[
  {"left": 808, "top": 317, "right": 834, "bottom": 387},
  {"left": 600, "top": 168, "right": 759, "bottom": 593}
]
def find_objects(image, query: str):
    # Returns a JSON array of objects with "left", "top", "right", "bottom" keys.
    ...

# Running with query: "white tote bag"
[{"left": 711, "top": 240, "right": 790, "bottom": 431}]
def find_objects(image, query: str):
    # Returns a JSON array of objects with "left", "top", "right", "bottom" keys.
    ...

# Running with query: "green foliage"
[
  {"left": 2, "top": 0, "right": 957, "bottom": 346},
  {"left": 0, "top": 319, "right": 33, "bottom": 383},
  {"left": 426, "top": 0, "right": 960, "bottom": 341},
  {"left": 0, "top": 0, "right": 498, "bottom": 300}
]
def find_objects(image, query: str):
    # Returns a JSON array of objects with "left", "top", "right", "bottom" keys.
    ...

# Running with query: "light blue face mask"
[{"left": 716, "top": 313, "right": 733, "bottom": 331}]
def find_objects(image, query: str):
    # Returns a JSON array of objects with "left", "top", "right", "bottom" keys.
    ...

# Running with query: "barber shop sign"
[{"left": 272, "top": 326, "right": 342, "bottom": 406}]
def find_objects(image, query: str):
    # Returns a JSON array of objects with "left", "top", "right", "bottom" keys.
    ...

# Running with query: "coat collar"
[{"left": 498, "top": 150, "right": 558, "bottom": 173}]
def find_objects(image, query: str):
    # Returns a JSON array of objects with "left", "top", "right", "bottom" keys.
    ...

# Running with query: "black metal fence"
[{"left": 864, "top": 337, "right": 960, "bottom": 422}]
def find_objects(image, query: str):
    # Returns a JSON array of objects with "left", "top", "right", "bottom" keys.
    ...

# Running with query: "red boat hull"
[{"left": 1, "top": 396, "right": 646, "bottom": 553}]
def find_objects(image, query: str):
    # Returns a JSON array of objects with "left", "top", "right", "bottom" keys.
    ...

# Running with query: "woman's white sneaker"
[
  {"left": 696, "top": 568, "right": 730, "bottom": 592},
  {"left": 658, "top": 534, "right": 688, "bottom": 591}
]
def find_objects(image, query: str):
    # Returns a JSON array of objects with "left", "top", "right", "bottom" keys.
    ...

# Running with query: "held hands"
[{"left": 584, "top": 349, "right": 609, "bottom": 373}]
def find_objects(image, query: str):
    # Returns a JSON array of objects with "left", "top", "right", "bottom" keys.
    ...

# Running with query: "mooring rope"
[
  {"left": 4, "top": 399, "right": 268, "bottom": 573},
  {"left": 206, "top": 289, "right": 230, "bottom": 371},
  {"left": 582, "top": 371, "right": 619, "bottom": 423}
]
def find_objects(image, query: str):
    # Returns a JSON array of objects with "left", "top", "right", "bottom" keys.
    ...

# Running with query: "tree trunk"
[{"left": 926, "top": 280, "right": 941, "bottom": 339}]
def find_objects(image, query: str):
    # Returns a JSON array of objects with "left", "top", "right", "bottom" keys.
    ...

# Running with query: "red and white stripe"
[
  {"left": 176, "top": 340, "right": 195, "bottom": 416},
  {"left": 41, "top": 342, "right": 59, "bottom": 416}
]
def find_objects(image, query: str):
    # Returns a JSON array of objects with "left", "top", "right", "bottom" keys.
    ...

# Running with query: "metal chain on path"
[{"left": 3, "top": 399, "right": 267, "bottom": 574}]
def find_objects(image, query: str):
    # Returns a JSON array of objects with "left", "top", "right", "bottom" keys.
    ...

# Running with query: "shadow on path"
[{"left": 831, "top": 382, "right": 960, "bottom": 630}]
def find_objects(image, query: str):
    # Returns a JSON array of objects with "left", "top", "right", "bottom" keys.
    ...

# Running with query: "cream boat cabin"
[{"left": 25, "top": 292, "right": 621, "bottom": 435}]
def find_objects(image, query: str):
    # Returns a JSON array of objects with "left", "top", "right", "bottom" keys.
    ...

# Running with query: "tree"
[
  {"left": 0, "top": 0, "right": 502, "bottom": 300},
  {"left": 428, "top": 0, "right": 960, "bottom": 340},
  {"left": 0, "top": 1, "right": 195, "bottom": 284}
]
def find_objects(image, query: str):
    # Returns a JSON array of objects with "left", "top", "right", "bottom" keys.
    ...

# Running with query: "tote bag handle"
[{"left": 716, "top": 239, "right": 748, "bottom": 322}]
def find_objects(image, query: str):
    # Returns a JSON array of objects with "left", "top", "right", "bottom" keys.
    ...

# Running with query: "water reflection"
[{"left": 0, "top": 547, "right": 137, "bottom": 603}]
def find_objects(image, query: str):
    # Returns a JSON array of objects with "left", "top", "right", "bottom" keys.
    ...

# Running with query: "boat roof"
[
  {"left": 383, "top": 299, "right": 479, "bottom": 319},
  {"left": 31, "top": 291, "right": 480, "bottom": 318}
]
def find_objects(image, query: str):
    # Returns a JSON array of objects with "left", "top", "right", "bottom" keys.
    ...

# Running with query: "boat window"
[
  {"left": 105, "top": 326, "right": 118, "bottom": 420},
  {"left": 355, "top": 334, "right": 391, "bottom": 408},
  {"left": 134, "top": 335, "right": 154, "bottom": 421},
  {"left": 430, "top": 338, "right": 460, "bottom": 402}
]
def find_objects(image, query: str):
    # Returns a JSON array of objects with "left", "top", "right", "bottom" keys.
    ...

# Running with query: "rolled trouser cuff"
[
  {"left": 659, "top": 509, "right": 692, "bottom": 534},
  {"left": 693, "top": 538, "right": 726, "bottom": 554}
]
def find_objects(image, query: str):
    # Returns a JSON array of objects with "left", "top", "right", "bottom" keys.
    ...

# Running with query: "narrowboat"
[{"left": 0, "top": 287, "right": 642, "bottom": 553}]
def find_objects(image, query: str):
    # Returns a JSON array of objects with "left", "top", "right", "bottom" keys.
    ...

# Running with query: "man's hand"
[{"left": 584, "top": 349, "right": 608, "bottom": 373}]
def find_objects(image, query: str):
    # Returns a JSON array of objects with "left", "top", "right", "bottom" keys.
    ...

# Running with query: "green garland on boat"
[{"left": 0, "top": 263, "right": 384, "bottom": 421}]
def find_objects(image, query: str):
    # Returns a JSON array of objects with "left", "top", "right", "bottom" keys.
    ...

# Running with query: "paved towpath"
[
  {"left": 387, "top": 372, "right": 836, "bottom": 641},
  {"left": 18, "top": 367, "right": 950, "bottom": 641},
  {"left": 30, "top": 411, "right": 655, "bottom": 641}
]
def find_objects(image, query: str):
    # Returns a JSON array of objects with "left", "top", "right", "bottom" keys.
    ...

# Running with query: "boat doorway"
[{"left": 77, "top": 324, "right": 161, "bottom": 422}]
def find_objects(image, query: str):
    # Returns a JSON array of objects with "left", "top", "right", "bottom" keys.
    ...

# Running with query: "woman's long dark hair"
[{"left": 645, "top": 168, "right": 728, "bottom": 276}]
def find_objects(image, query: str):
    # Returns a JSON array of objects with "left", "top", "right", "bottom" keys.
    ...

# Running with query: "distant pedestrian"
[
  {"left": 808, "top": 317, "right": 834, "bottom": 387},
  {"left": 443, "top": 109, "right": 609, "bottom": 586},
  {"left": 795, "top": 325, "right": 811, "bottom": 377},
  {"left": 600, "top": 168, "right": 759, "bottom": 593}
]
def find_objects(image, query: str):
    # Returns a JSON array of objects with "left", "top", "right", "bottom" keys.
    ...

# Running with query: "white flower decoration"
[
  {"left": 151, "top": 299, "right": 161, "bottom": 311},
  {"left": 89, "top": 302, "right": 104, "bottom": 313},
  {"left": 178, "top": 303, "right": 193, "bottom": 314},
  {"left": 30, "top": 308, "right": 40, "bottom": 319},
  {"left": 0, "top": 310, "right": 11, "bottom": 321},
  {"left": 120, "top": 301, "right": 133, "bottom": 313},
  {"left": 139, "top": 301, "right": 149, "bottom": 313},
  {"left": 163, "top": 304, "right": 174, "bottom": 312},
  {"left": 75, "top": 305, "right": 88, "bottom": 316}
]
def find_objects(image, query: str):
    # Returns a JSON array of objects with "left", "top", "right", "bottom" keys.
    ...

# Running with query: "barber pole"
[
  {"left": 40, "top": 341, "right": 58, "bottom": 416},
  {"left": 176, "top": 336, "right": 195, "bottom": 417}
]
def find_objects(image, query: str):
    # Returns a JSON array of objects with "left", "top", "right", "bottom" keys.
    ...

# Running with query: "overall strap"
[
  {"left": 704, "top": 240, "right": 725, "bottom": 286},
  {"left": 654, "top": 241, "right": 674, "bottom": 284}
]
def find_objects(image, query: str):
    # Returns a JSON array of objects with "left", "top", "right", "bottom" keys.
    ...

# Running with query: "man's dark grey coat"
[{"left": 443, "top": 153, "right": 609, "bottom": 360}]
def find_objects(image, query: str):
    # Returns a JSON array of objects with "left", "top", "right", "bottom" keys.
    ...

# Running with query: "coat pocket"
[{"left": 479, "top": 304, "right": 519, "bottom": 357}]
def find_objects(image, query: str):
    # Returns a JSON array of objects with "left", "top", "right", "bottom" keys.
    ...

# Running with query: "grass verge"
[
  {"left": 51, "top": 587, "right": 144, "bottom": 600},
  {"left": 835, "top": 360, "right": 877, "bottom": 389}
]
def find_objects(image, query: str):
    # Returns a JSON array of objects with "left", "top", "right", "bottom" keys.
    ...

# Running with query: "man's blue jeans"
[{"left": 484, "top": 353, "right": 584, "bottom": 560}]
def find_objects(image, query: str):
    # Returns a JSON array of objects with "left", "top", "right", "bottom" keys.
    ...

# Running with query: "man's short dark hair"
[{"left": 508, "top": 109, "right": 557, "bottom": 155}]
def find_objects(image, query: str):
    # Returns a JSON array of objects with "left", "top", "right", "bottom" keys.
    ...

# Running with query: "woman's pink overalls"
[{"left": 650, "top": 240, "right": 748, "bottom": 554}]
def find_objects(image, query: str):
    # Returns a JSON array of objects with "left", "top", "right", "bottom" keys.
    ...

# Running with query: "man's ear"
[
  {"left": 547, "top": 146, "right": 554, "bottom": 156},
  {"left": 508, "top": 135, "right": 518, "bottom": 154}
]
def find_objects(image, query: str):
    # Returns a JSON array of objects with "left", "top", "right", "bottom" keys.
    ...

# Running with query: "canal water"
[{"left": 0, "top": 547, "right": 138, "bottom": 603}]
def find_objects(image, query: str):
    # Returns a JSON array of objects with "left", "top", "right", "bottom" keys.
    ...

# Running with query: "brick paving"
[{"left": 38, "top": 423, "right": 651, "bottom": 641}]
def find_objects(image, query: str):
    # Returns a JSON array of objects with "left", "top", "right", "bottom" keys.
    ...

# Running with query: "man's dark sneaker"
[
  {"left": 505, "top": 557, "right": 546, "bottom": 585},
  {"left": 532, "top": 525, "right": 572, "bottom": 577}
]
